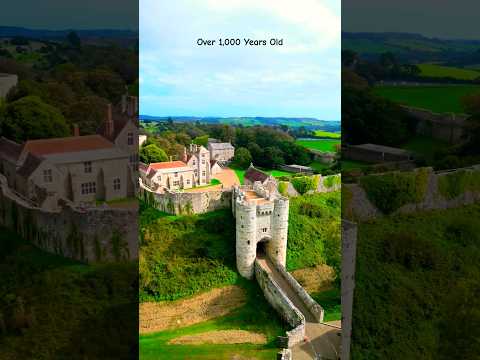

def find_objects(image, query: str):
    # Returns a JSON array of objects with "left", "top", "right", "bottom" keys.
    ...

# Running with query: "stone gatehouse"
[{"left": 232, "top": 182, "right": 289, "bottom": 279}]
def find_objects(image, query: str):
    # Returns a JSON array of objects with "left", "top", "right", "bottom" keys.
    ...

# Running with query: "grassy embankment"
[
  {"left": 417, "top": 63, "right": 480, "bottom": 80},
  {"left": 0, "top": 227, "right": 137, "bottom": 360},
  {"left": 352, "top": 204, "right": 480, "bottom": 359}
]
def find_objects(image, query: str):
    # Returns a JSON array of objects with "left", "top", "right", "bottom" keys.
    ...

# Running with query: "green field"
[
  {"left": 341, "top": 160, "right": 369, "bottom": 171},
  {"left": 418, "top": 63, "right": 480, "bottom": 80},
  {"left": 374, "top": 85, "right": 480, "bottom": 113},
  {"left": 296, "top": 139, "right": 340, "bottom": 153},
  {"left": 314, "top": 130, "right": 341, "bottom": 139},
  {"left": 352, "top": 204, "right": 480, "bottom": 359}
]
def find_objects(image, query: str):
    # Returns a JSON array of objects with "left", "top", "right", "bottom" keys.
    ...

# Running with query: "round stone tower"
[
  {"left": 235, "top": 199, "right": 257, "bottom": 279},
  {"left": 268, "top": 197, "right": 289, "bottom": 267}
]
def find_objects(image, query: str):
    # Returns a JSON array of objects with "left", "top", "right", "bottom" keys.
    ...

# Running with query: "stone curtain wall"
[
  {"left": 141, "top": 186, "right": 232, "bottom": 215},
  {"left": 279, "top": 174, "right": 341, "bottom": 198},
  {"left": 0, "top": 174, "right": 137, "bottom": 263},
  {"left": 341, "top": 220, "right": 358, "bottom": 360},
  {"left": 343, "top": 166, "right": 480, "bottom": 222},
  {"left": 273, "top": 262, "right": 324, "bottom": 323},
  {"left": 402, "top": 105, "right": 468, "bottom": 144},
  {"left": 254, "top": 260, "right": 305, "bottom": 348}
]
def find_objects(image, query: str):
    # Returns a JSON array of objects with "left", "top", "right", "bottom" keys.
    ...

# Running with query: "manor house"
[
  {"left": 207, "top": 140, "right": 235, "bottom": 163},
  {"left": 140, "top": 143, "right": 214, "bottom": 192},
  {"left": 0, "top": 95, "right": 139, "bottom": 210}
]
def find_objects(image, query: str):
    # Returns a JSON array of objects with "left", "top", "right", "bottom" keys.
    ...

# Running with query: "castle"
[{"left": 232, "top": 181, "right": 289, "bottom": 279}]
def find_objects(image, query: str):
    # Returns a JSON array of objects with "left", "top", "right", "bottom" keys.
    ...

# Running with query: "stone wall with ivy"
[
  {"left": 141, "top": 186, "right": 232, "bottom": 215},
  {"left": 343, "top": 166, "right": 480, "bottom": 222},
  {"left": 278, "top": 174, "right": 341, "bottom": 197},
  {"left": 0, "top": 175, "right": 137, "bottom": 263}
]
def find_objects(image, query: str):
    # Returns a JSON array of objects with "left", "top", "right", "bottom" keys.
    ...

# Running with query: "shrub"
[
  {"left": 360, "top": 169, "right": 430, "bottom": 214},
  {"left": 291, "top": 176, "right": 317, "bottom": 195},
  {"left": 323, "top": 175, "right": 340, "bottom": 189},
  {"left": 278, "top": 181, "right": 289, "bottom": 196}
]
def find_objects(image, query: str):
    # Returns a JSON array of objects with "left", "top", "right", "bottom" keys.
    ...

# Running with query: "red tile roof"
[
  {"left": 149, "top": 161, "right": 188, "bottom": 170},
  {"left": 22, "top": 135, "right": 114, "bottom": 156}
]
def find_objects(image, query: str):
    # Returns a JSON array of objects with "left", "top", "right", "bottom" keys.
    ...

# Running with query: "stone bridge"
[{"left": 233, "top": 183, "right": 341, "bottom": 359}]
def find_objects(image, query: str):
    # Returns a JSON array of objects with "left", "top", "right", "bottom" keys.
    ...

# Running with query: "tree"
[
  {"left": 192, "top": 135, "right": 209, "bottom": 147},
  {"left": 140, "top": 144, "right": 168, "bottom": 164},
  {"left": 232, "top": 147, "right": 252, "bottom": 169},
  {"left": 0, "top": 96, "right": 70, "bottom": 141},
  {"left": 65, "top": 96, "right": 109, "bottom": 135},
  {"left": 86, "top": 68, "right": 125, "bottom": 103}
]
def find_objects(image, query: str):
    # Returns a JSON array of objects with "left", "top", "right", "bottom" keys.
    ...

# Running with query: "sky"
[
  {"left": 140, "top": 0, "right": 341, "bottom": 120},
  {"left": 0, "top": 0, "right": 138, "bottom": 30},
  {"left": 343, "top": 0, "right": 480, "bottom": 40}
]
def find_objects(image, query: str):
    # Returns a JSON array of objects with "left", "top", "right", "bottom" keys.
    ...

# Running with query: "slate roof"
[
  {"left": 0, "top": 137, "right": 22, "bottom": 162},
  {"left": 209, "top": 142, "right": 234, "bottom": 150},
  {"left": 17, "top": 153, "right": 43, "bottom": 178},
  {"left": 244, "top": 166, "right": 269, "bottom": 183}
]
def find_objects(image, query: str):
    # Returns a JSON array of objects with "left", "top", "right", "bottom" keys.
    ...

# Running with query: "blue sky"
[{"left": 140, "top": 0, "right": 341, "bottom": 120}]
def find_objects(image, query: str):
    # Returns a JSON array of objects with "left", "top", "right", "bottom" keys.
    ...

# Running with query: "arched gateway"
[{"left": 232, "top": 182, "right": 289, "bottom": 279}]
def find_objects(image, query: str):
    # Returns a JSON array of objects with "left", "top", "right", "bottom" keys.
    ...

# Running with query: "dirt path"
[
  {"left": 168, "top": 330, "right": 267, "bottom": 345},
  {"left": 139, "top": 286, "right": 246, "bottom": 334},
  {"left": 214, "top": 168, "right": 240, "bottom": 189},
  {"left": 256, "top": 258, "right": 341, "bottom": 360}
]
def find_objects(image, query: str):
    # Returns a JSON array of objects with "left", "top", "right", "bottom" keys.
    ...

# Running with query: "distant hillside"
[
  {"left": 343, "top": 32, "right": 480, "bottom": 64},
  {"left": 140, "top": 115, "right": 340, "bottom": 131},
  {"left": 0, "top": 26, "right": 137, "bottom": 39}
]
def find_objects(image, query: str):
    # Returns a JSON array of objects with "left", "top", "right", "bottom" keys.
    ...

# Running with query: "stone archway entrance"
[{"left": 256, "top": 238, "right": 270, "bottom": 259}]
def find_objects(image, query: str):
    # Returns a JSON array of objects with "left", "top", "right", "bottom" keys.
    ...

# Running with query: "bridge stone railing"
[{"left": 254, "top": 259, "right": 305, "bottom": 348}]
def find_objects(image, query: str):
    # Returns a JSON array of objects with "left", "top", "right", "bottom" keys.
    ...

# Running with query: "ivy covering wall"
[{"left": 359, "top": 168, "right": 431, "bottom": 214}]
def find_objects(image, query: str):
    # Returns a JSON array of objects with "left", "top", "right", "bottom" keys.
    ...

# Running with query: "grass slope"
[
  {"left": 352, "top": 204, "right": 480, "bottom": 360},
  {"left": 0, "top": 228, "right": 137, "bottom": 360},
  {"left": 139, "top": 279, "right": 285, "bottom": 360},
  {"left": 374, "top": 85, "right": 480, "bottom": 113},
  {"left": 296, "top": 139, "right": 340, "bottom": 153},
  {"left": 418, "top": 64, "right": 480, "bottom": 80}
]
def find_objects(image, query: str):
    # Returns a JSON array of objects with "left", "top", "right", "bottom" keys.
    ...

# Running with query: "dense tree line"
[
  {"left": 141, "top": 121, "right": 313, "bottom": 168},
  {"left": 0, "top": 32, "right": 138, "bottom": 141}
]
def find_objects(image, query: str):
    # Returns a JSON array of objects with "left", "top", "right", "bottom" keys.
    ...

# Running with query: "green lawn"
[
  {"left": 231, "top": 167, "right": 294, "bottom": 184},
  {"left": 374, "top": 85, "right": 480, "bottom": 114},
  {"left": 418, "top": 63, "right": 480, "bottom": 80},
  {"left": 312, "top": 288, "right": 341, "bottom": 322},
  {"left": 314, "top": 130, "right": 341, "bottom": 139},
  {"left": 296, "top": 139, "right": 340, "bottom": 153},
  {"left": 308, "top": 160, "right": 332, "bottom": 172},
  {"left": 140, "top": 279, "right": 285, "bottom": 360}
]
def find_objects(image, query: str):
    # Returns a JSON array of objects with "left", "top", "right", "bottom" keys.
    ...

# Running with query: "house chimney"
[
  {"left": 121, "top": 94, "right": 127, "bottom": 114},
  {"left": 105, "top": 104, "right": 114, "bottom": 139},
  {"left": 73, "top": 124, "right": 80, "bottom": 137},
  {"left": 182, "top": 147, "right": 187, "bottom": 162},
  {"left": 169, "top": 155, "right": 173, "bottom": 162}
]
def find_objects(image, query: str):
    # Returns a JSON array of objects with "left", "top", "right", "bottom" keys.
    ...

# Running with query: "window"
[
  {"left": 173, "top": 180, "right": 180, "bottom": 186},
  {"left": 81, "top": 182, "right": 96, "bottom": 195},
  {"left": 202, "top": 154, "right": 205, "bottom": 158},
  {"left": 192, "top": 160, "right": 196, "bottom": 165},
  {"left": 202, "top": 171, "right": 206, "bottom": 176},
  {"left": 186, "top": 179, "right": 191, "bottom": 185},
  {"left": 174, "top": 172, "right": 178, "bottom": 177},
  {"left": 84, "top": 161, "right": 92, "bottom": 173},
  {"left": 127, "top": 132, "right": 134, "bottom": 145},
  {"left": 113, "top": 178, "right": 121, "bottom": 191},
  {"left": 202, "top": 159, "right": 205, "bottom": 164},
  {"left": 43, "top": 169, "right": 53, "bottom": 183},
  {"left": 262, "top": 228, "right": 268, "bottom": 233}
]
